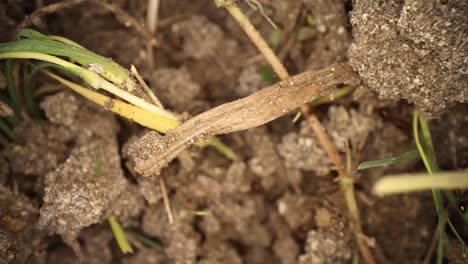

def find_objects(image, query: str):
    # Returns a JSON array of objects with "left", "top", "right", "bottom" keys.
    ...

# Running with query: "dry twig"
[{"left": 130, "top": 64, "right": 359, "bottom": 176}]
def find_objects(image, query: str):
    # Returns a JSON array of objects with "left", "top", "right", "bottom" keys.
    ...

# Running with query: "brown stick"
[{"left": 131, "top": 63, "right": 359, "bottom": 176}]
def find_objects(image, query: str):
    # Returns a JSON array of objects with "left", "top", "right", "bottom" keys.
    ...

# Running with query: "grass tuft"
[{"left": 0, "top": 28, "right": 236, "bottom": 158}]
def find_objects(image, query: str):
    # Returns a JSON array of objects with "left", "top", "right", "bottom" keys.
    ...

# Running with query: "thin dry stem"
[
  {"left": 130, "top": 65, "right": 164, "bottom": 108},
  {"left": 244, "top": 0, "right": 277, "bottom": 29},
  {"left": 221, "top": 1, "right": 289, "bottom": 79},
  {"left": 147, "top": 0, "right": 160, "bottom": 33},
  {"left": 145, "top": 0, "right": 160, "bottom": 69},
  {"left": 422, "top": 224, "right": 440, "bottom": 264},
  {"left": 217, "top": 2, "right": 375, "bottom": 263},
  {"left": 302, "top": 106, "right": 346, "bottom": 175},
  {"left": 159, "top": 176, "right": 174, "bottom": 224}
]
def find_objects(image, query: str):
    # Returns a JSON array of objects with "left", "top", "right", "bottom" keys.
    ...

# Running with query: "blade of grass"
[
  {"left": 200, "top": 136, "right": 237, "bottom": 160},
  {"left": 43, "top": 70, "right": 180, "bottom": 133},
  {"left": 5, "top": 60, "right": 21, "bottom": 121},
  {"left": 374, "top": 171, "right": 468, "bottom": 195},
  {"left": 43, "top": 70, "right": 234, "bottom": 158},
  {"left": 413, "top": 110, "right": 465, "bottom": 260},
  {"left": 127, "top": 230, "right": 163, "bottom": 250},
  {"left": 310, "top": 85, "right": 355, "bottom": 107},
  {"left": 91, "top": 153, "right": 102, "bottom": 177},
  {"left": 108, "top": 216, "right": 133, "bottom": 254},
  {"left": 34, "top": 83, "right": 65, "bottom": 97},
  {"left": 0, "top": 118, "right": 21, "bottom": 143},
  {"left": 413, "top": 111, "right": 436, "bottom": 173},
  {"left": 22, "top": 63, "right": 47, "bottom": 118},
  {"left": 358, "top": 149, "right": 420, "bottom": 170},
  {"left": 414, "top": 111, "right": 446, "bottom": 264},
  {"left": 418, "top": 115, "right": 439, "bottom": 172},
  {"left": 8, "top": 29, "right": 135, "bottom": 91},
  {"left": 175, "top": 202, "right": 209, "bottom": 216},
  {"left": 0, "top": 52, "right": 177, "bottom": 119}
]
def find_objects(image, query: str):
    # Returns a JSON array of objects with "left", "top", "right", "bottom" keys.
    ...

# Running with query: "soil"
[{"left": 0, "top": 1, "right": 467, "bottom": 264}]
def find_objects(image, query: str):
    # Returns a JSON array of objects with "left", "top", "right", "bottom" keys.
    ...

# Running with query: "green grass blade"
[
  {"left": 0, "top": 118, "right": 21, "bottom": 143},
  {"left": 419, "top": 115, "right": 439, "bottom": 172},
  {"left": 127, "top": 230, "right": 163, "bottom": 250},
  {"left": 22, "top": 64, "right": 45, "bottom": 118},
  {"left": 14, "top": 28, "right": 50, "bottom": 40},
  {"left": 3, "top": 29, "right": 135, "bottom": 91},
  {"left": 108, "top": 216, "right": 133, "bottom": 254},
  {"left": 91, "top": 153, "right": 102, "bottom": 177},
  {"left": 4, "top": 60, "right": 21, "bottom": 120},
  {"left": 413, "top": 110, "right": 465, "bottom": 259},
  {"left": 444, "top": 190, "right": 468, "bottom": 224},
  {"left": 311, "top": 85, "right": 356, "bottom": 107},
  {"left": 358, "top": 149, "right": 420, "bottom": 170},
  {"left": 447, "top": 216, "right": 466, "bottom": 246}
]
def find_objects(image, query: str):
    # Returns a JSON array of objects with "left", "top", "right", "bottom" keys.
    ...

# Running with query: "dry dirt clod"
[
  {"left": 0, "top": 186, "right": 40, "bottom": 263},
  {"left": 278, "top": 106, "right": 377, "bottom": 176},
  {"left": 349, "top": 0, "right": 467, "bottom": 114},
  {"left": 151, "top": 67, "right": 201, "bottom": 112},
  {"left": 39, "top": 139, "right": 128, "bottom": 248},
  {"left": 4, "top": 121, "right": 73, "bottom": 176},
  {"left": 40, "top": 91, "right": 79, "bottom": 127},
  {"left": 298, "top": 228, "right": 353, "bottom": 264},
  {"left": 277, "top": 191, "right": 315, "bottom": 230},
  {"left": 278, "top": 120, "right": 333, "bottom": 175},
  {"left": 36, "top": 92, "right": 128, "bottom": 253},
  {"left": 198, "top": 239, "right": 243, "bottom": 264},
  {"left": 79, "top": 225, "right": 114, "bottom": 264},
  {"left": 244, "top": 127, "right": 287, "bottom": 193},
  {"left": 142, "top": 204, "right": 199, "bottom": 264},
  {"left": 106, "top": 184, "right": 146, "bottom": 227},
  {"left": 172, "top": 15, "right": 225, "bottom": 61},
  {"left": 237, "top": 64, "right": 264, "bottom": 97},
  {"left": 301, "top": 0, "right": 352, "bottom": 70}
]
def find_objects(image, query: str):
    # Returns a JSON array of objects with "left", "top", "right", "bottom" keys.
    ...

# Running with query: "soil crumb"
[{"left": 349, "top": 0, "right": 467, "bottom": 113}]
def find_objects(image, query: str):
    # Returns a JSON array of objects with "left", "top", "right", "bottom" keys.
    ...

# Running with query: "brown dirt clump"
[
  {"left": 0, "top": 186, "right": 41, "bottom": 263},
  {"left": 278, "top": 106, "right": 377, "bottom": 176},
  {"left": 3, "top": 121, "right": 73, "bottom": 176},
  {"left": 36, "top": 92, "right": 133, "bottom": 254},
  {"left": 38, "top": 130, "right": 127, "bottom": 248},
  {"left": 298, "top": 227, "right": 353, "bottom": 264},
  {"left": 349, "top": 0, "right": 467, "bottom": 114},
  {"left": 151, "top": 67, "right": 201, "bottom": 113}
]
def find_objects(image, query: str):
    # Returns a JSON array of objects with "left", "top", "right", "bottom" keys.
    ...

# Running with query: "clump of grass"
[
  {"left": 361, "top": 110, "right": 467, "bottom": 263},
  {"left": 0, "top": 28, "right": 235, "bottom": 159}
]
